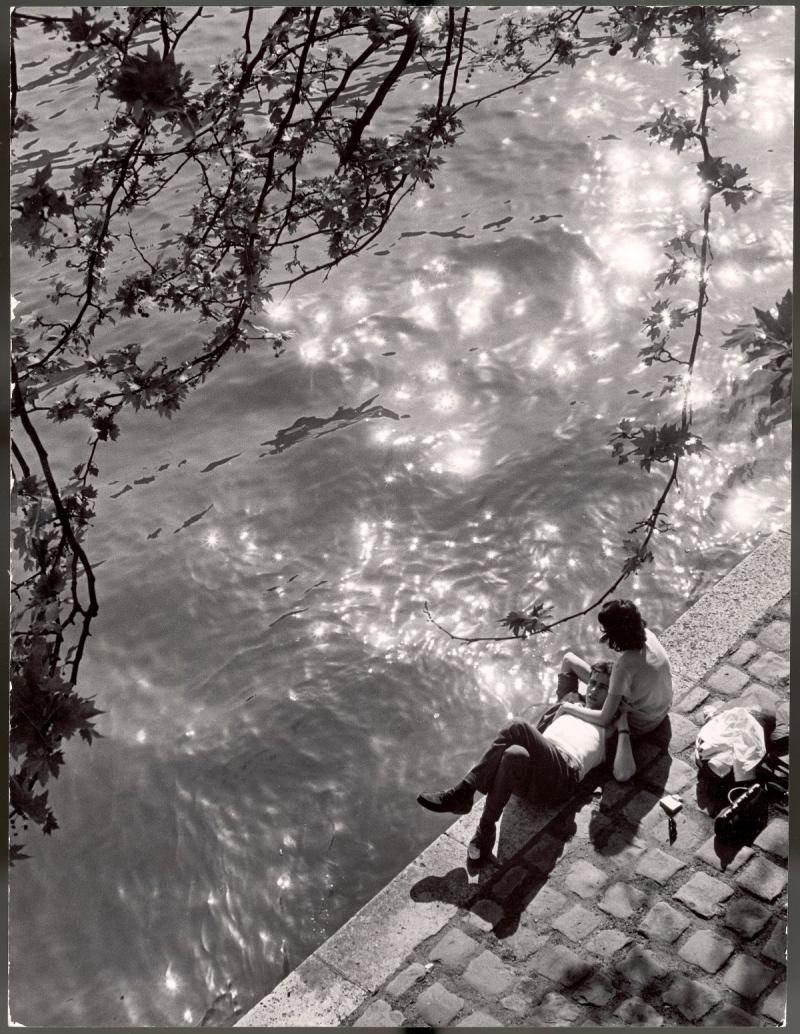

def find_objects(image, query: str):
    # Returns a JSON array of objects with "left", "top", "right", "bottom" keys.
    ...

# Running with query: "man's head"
[{"left": 585, "top": 661, "right": 612, "bottom": 710}]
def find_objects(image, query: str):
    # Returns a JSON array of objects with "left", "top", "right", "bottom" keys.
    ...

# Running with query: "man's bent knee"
[
  {"left": 502, "top": 744, "right": 530, "bottom": 762},
  {"left": 499, "top": 718, "right": 534, "bottom": 741}
]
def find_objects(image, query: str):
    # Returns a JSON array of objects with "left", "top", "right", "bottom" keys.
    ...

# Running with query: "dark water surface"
[{"left": 10, "top": 7, "right": 793, "bottom": 1027}]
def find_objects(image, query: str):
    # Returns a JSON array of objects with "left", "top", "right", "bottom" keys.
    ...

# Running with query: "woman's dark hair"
[{"left": 598, "top": 599, "right": 647, "bottom": 652}]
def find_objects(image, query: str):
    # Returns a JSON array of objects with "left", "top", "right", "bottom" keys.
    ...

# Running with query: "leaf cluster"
[
  {"left": 498, "top": 600, "right": 553, "bottom": 638},
  {"left": 722, "top": 290, "right": 793, "bottom": 434},
  {"left": 611, "top": 420, "right": 708, "bottom": 472}
]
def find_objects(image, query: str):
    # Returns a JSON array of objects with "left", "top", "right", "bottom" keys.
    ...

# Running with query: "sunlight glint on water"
[{"left": 9, "top": 7, "right": 792, "bottom": 1028}]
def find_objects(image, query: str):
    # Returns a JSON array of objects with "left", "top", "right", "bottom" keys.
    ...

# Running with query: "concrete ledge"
[
  {"left": 661, "top": 527, "right": 790, "bottom": 690},
  {"left": 235, "top": 955, "right": 364, "bottom": 1027},
  {"left": 315, "top": 834, "right": 478, "bottom": 994},
  {"left": 235, "top": 528, "right": 790, "bottom": 1027}
]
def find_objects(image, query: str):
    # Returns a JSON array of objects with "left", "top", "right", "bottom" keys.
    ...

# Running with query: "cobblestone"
[
  {"left": 723, "top": 895, "right": 773, "bottom": 938},
  {"left": 734, "top": 855, "right": 787, "bottom": 901},
  {"left": 529, "top": 990, "right": 583, "bottom": 1025},
  {"left": 643, "top": 753, "right": 696, "bottom": 794},
  {"left": 722, "top": 953, "right": 775, "bottom": 999},
  {"left": 566, "top": 800, "right": 610, "bottom": 841},
  {"left": 622, "top": 790, "right": 660, "bottom": 826},
  {"left": 498, "top": 992, "right": 529, "bottom": 1016},
  {"left": 551, "top": 903, "right": 603, "bottom": 941},
  {"left": 415, "top": 982, "right": 464, "bottom": 1026},
  {"left": 466, "top": 899, "right": 505, "bottom": 932},
  {"left": 455, "top": 1010, "right": 504, "bottom": 1027},
  {"left": 521, "top": 883, "right": 567, "bottom": 924},
  {"left": 761, "top": 921, "right": 786, "bottom": 965},
  {"left": 678, "top": 929, "right": 735, "bottom": 973},
  {"left": 756, "top": 619, "right": 790, "bottom": 653},
  {"left": 662, "top": 975, "right": 721, "bottom": 1021},
  {"left": 666, "top": 712, "right": 704, "bottom": 752},
  {"left": 463, "top": 951, "right": 516, "bottom": 998},
  {"left": 635, "top": 847, "right": 686, "bottom": 884},
  {"left": 761, "top": 981, "right": 786, "bottom": 1024},
  {"left": 564, "top": 859, "right": 609, "bottom": 899},
  {"left": 638, "top": 804, "right": 706, "bottom": 851},
  {"left": 596, "top": 780, "right": 632, "bottom": 810},
  {"left": 673, "top": 871, "right": 734, "bottom": 916},
  {"left": 705, "top": 664, "right": 750, "bottom": 695},
  {"left": 668, "top": 814, "right": 709, "bottom": 850},
  {"left": 632, "top": 738, "right": 664, "bottom": 769},
  {"left": 492, "top": 866, "right": 530, "bottom": 901},
  {"left": 500, "top": 925, "right": 548, "bottom": 960},
  {"left": 584, "top": 928, "right": 633, "bottom": 959},
  {"left": 702, "top": 1004, "right": 760, "bottom": 1026},
  {"left": 574, "top": 969, "right": 616, "bottom": 1007},
  {"left": 730, "top": 682, "right": 780, "bottom": 713},
  {"left": 613, "top": 997, "right": 664, "bottom": 1026},
  {"left": 598, "top": 881, "right": 648, "bottom": 919},
  {"left": 530, "top": 943, "right": 592, "bottom": 987},
  {"left": 616, "top": 945, "right": 667, "bottom": 992},
  {"left": 675, "top": 685, "right": 709, "bottom": 714},
  {"left": 523, "top": 832, "right": 565, "bottom": 871},
  {"left": 353, "top": 998, "right": 404, "bottom": 1027},
  {"left": 385, "top": 963, "right": 426, "bottom": 998},
  {"left": 429, "top": 928, "right": 481, "bottom": 966},
  {"left": 638, "top": 901, "right": 691, "bottom": 943},
  {"left": 746, "top": 650, "right": 790, "bottom": 684},
  {"left": 753, "top": 817, "right": 789, "bottom": 859},
  {"left": 694, "top": 835, "right": 754, "bottom": 873},
  {"left": 727, "top": 640, "right": 759, "bottom": 667},
  {"left": 597, "top": 832, "right": 646, "bottom": 872}
]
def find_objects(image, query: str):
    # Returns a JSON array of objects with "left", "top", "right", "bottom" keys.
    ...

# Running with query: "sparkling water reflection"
[{"left": 9, "top": 7, "right": 792, "bottom": 1028}]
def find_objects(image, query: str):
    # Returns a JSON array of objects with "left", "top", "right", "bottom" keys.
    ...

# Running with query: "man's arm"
[
  {"left": 559, "top": 691, "right": 621, "bottom": 728},
  {"left": 562, "top": 651, "right": 592, "bottom": 683}
]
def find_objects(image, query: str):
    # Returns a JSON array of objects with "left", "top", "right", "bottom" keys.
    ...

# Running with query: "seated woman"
[{"left": 557, "top": 598, "right": 672, "bottom": 736}]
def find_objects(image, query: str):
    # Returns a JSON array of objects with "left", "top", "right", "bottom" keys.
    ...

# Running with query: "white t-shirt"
[
  {"left": 608, "top": 628, "right": 673, "bottom": 733},
  {"left": 545, "top": 714, "right": 607, "bottom": 780}
]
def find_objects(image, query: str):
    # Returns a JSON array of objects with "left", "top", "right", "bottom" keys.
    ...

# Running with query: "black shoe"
[
  {"left": 416, "top": 785, "right": 474, "bottom": 815},
  {"left": 467, "top": 823, "right": 496, "bottom": 862}
]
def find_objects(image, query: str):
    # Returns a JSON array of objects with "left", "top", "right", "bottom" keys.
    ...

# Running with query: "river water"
[{"left": 9, "top": 6, "right": 793, "bottom": 1027}]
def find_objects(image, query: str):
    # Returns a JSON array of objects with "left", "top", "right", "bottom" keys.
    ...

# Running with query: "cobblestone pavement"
[{"left": 346, "top": 595, "right": 789, "bottom": 1028}]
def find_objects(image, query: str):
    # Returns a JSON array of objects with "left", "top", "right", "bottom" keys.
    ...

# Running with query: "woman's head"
[{"left": 598, "top": 599, "right": 646, "bottom": 652}]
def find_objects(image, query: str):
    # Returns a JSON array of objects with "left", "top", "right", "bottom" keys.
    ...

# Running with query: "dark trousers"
[{"left": 464, "top": 720, "right": 580, "bottom": 830}]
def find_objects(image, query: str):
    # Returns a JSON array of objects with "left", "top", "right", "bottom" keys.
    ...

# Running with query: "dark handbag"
[
  {"left": 756, "top": 752, "right": 789, "bottom": 803},
  {"left": 714, "top": 783, "right": 768, "bottom": 841}
]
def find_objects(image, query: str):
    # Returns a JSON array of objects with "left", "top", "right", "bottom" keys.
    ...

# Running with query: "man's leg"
[
  {"left": 461, "top": 719, "right": 539, "bottom": 795},
  {"left": 468, "top": 721, "right": 577, "bottom": 860},
  {"left": 417, "top": 719, "right": 535, "bottom": 815},
  {"left": 468, "top": 744, "right": 530, "bottom": 860}
]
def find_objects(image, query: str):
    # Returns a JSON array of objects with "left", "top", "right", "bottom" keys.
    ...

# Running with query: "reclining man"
[{"left": 417, "top": 661, "right": 616, "bottom": 862}]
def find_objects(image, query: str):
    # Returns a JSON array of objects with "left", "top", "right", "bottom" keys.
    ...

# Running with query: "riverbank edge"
[{"left": 235, "top": 526, "right": 791, "bottom": 1027}]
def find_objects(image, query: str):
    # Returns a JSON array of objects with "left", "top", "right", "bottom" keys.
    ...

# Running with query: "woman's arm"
[{"left": 559, "top": 692, "right": 621, "bottom": 727}]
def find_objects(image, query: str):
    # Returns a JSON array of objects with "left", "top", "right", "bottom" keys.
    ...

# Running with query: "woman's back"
[{"left": 612, "top": 628, "right": 673, "bottom": 733}]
